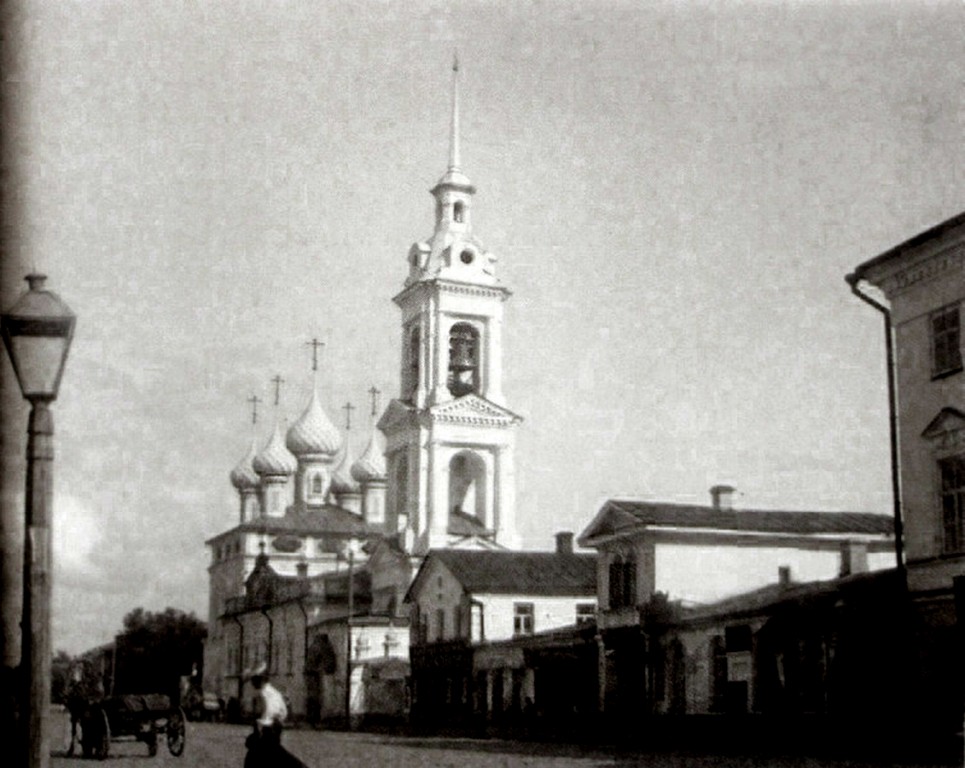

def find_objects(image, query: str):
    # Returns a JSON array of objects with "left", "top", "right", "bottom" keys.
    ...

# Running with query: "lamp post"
[{"left": 1, "top": 274, "right": 76, "bottom": 768}]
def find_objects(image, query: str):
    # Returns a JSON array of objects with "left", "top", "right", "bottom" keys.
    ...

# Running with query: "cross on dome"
[{"left": 270, "top": 374, "right": 285, "bottom": 407}]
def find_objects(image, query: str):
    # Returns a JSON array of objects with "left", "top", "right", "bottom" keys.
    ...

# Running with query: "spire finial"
[
  {"left": 305, "top": 337, "right": 325, "bottom": 373},
  {"left": 448, "top": 51, "right": 460, "bottom": 172},
  {"left": 247, "top": 394, "right": 262, "bottom": 425},
  {"left": 271, "top": 374, "right": 285, "bottom": 407},
  {"left": 342, "top": 401, "right": 356, "bottom": 431},
  {"left": 368, "top": 386, "right": 382, "bottom": 418}
]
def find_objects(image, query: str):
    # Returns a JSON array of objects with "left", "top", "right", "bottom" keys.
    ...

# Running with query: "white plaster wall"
[
  {"left": 475, "top": 593, "right": 595, "bottom": 642},
  {"left": 654, "top": 543, "right": 893, "bottom": 605}
]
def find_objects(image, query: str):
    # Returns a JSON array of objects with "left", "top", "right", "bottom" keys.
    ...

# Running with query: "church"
[{"left": 202, "top": 59, "right": 541, "bottom": 721}]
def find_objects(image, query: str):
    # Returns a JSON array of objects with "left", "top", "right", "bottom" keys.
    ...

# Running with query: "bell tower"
[{"left": 380, "top": 57, "right": 521, "bottom": 555}]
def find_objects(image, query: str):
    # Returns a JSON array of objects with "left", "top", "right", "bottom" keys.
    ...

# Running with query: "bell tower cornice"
[{"left": 392, "top": 278, "right": 512, "bottom": 308}]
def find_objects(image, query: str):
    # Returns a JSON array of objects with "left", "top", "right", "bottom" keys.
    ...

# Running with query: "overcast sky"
[{"left": 1, "top": 0, "right": 963, "bottom": 655}]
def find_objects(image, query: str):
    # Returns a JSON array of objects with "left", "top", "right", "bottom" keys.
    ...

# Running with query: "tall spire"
[{"left": 449, "top": 52, "right": 460, "bottom": 173}]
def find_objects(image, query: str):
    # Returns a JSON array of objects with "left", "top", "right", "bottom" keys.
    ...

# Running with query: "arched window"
[
  {"left": 449, "top": 451, "right": 486, "bottom": 519},
  {"left": 608, "top": 553, "right": 637, "bottom": 609},
  {"left": 407, "top": 325, "right": 420, "bottom": 399},
  {"left": 453, "top": 201, "right": 465, "bottom": 223},
  {"left": 393, "top": 452, "right": 408, "bottom": 518},
  {"left": 448, "top": 323, "right": 479, "bottom": 397}
]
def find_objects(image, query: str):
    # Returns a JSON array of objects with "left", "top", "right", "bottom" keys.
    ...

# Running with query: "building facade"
[
  {"left": 203, "top": 60, "right": 532, "bottom": 723},
  {"left": 405, "top": 535, "right": 597, "bottom": 728},
  {"left": 848, "top": 210, "right": 965, "bottom": 742}
]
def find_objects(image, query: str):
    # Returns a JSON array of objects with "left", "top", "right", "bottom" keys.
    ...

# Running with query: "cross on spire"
[
  {"left": 270, "top": 374, "right": 285, "bottom": 407},
  {"left": 342, "top": 401, "right": 356, "bottom": 431},
  {"left": 368, "top": 386, "right": 382, "bottom": 417},
  {"left": 247, "top": 394, "right": 262, "bottom": 425},
  {"left": 305, "top": 338, "right": 325, "bottom": 372},
  {"left": 449, "top": 50, "right": 461, "bottom": 172}
]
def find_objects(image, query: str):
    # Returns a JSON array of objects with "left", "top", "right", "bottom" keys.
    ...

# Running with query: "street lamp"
[{"left": 1, "top": 273, "right": 76, "bottom": 768}]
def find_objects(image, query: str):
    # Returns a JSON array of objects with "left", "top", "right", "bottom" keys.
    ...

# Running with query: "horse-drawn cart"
[{"left": 79, "top": 693, "right": 185, "bottom": 759}]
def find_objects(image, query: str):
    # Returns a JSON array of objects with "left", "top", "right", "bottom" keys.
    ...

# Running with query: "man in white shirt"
[{"left": 244, "top": 664, "right": 304, "bottom": 768}]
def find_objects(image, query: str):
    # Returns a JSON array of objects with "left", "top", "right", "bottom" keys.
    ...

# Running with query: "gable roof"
[
  {"left": 579, "top": 499, "right": 894, "bottom": 546},
  {"left": 408, "top": 549, "right": 596, "bottom": 601},
  {"left": 848, "top": 210, "right": 965, "bottom": 282},
  {"left": 680, "top": 567, "right": 902, "bottom": 626}
]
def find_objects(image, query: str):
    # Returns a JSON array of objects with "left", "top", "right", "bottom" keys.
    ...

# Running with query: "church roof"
[
  {"left": 409, "top": 549, "right": 597, "bottom": 599},
  {"left": 331, "top": 450, "right": 360, "bottom": 494},
  {"left": 206, "top": 506, "right": 373, "bottom": 543},
  {"left": 286, "top": 388, "right": 341, "bottom": 457},
  {"left": 579, "top": 499, "right": 894, "bottom": 547},
  {"left": 252, "top": 421, "right": 297, "bottom": 477},
  {"left": 351, "top": 429, "right": 386, "bottom": 482},
  {"left": 229, "top": 439, "right": 260, "bottom": 490}
]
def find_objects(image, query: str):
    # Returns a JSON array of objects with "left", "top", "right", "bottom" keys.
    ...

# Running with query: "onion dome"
[
  {"left": 330, "top": 446, "right": 360, "bottom": 495},
  {"left": 286, "top": 389, "right": 342, "bottom": 457},
  {"left": 252, "top": 422, "right": 297, "bottom": 477},
  {"left": 230, "top": 439, "right": 260, "bottom": 490},
  {"left": 351, "top": 431, "right": 386, "bottom": 483}
]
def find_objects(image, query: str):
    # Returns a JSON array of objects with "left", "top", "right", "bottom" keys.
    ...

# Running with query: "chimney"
[
  {"left": 296, "top": 561, "right": 309, "bottom": 579},
  {"left": 710, "top": 484, "right": 736, "bottom": 511},
  {"left": 778, "top": 565, "right": 792, "bottom": 588},
  {"left": 555, "top": 531, "right": 574, "bottom": 554}
]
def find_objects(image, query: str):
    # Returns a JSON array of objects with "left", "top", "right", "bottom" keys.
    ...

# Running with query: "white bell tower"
[{"left": 379, "top": 57, "right": 521, "bottom": 555}]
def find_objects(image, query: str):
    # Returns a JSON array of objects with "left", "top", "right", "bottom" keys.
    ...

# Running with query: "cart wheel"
[{"left": 166, "top": 707, "right": 186, "bottom": 756}]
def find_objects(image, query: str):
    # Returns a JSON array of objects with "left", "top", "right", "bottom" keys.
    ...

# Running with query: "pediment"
[
  {"left": 445, "top": 534, "right": 505, "bottom": 551},
  {"left": 922, "top": 407, "right": 965, "bottom": 439},
  {"left": 922, "top": 407, "right": 965, "bottom": 453},
  {"left": 577, "top": 502, "right": 644, "bottom": 548},
  {"left": 428, "top": 394, "right": 522, "bottom": 427}
]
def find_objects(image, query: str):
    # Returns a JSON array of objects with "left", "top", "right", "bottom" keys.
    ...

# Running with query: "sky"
[{"left": 0, "top": 0, "right": 963, "bottom": 656}]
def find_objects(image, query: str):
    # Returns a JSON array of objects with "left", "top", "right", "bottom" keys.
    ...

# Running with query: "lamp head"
[{"left": 0, "top": 274, "right": 76, "bottom": 403}]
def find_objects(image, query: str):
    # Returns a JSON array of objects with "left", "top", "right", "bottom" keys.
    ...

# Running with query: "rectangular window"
[
  {"left": 576, "top": 603, "right": 596, "bottom": 625},
  {"left": 513, "top": 603, "right": 534, "bottom": 636},
  {"left": 932, "top": 304, "right": 962, "bottom": 377},
  {"left": 470, "top": 603, "right": 484, "bottom": 643},
  {"left": 435, "top": 608, "right": 445, "bottom": 642},
  {"left": 940, "top": 455, "right": 965, "bottom": 554}
]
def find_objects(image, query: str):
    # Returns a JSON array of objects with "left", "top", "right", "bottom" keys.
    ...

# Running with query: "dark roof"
[
  {"left": 206, "top": 505, "right": 372, "bottom": 544},
  {"left": 428, "top": 549, "right": 597, "bottom": 596},
  {"left": 681, "top": 567, "right": 902, "bottom": 625},
  {"left": 848, "top": 210, "right": 965, "bottom": 282},
  {"left": 583, "top": 499, "right": 893, "bottom": 541}
]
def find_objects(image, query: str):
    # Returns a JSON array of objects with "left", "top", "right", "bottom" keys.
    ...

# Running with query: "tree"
[{"left": 114, "top": 607, "right": 207, "bottom": 699}]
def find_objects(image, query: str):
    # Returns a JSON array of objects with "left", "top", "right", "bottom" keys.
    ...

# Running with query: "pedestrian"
[{"left": 243, "top": 663, "right": 307, "bottom": 768}]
